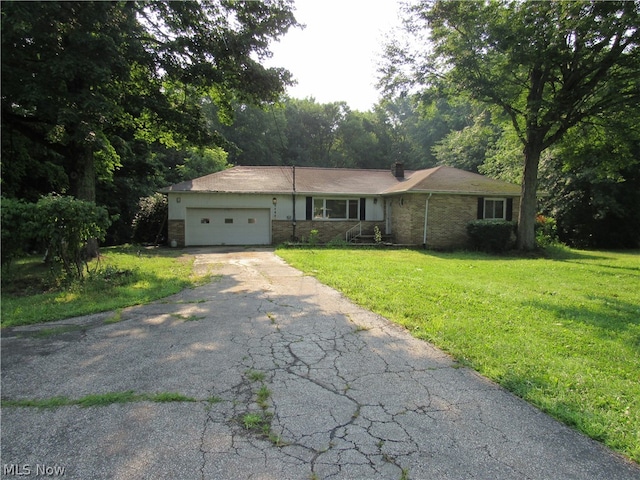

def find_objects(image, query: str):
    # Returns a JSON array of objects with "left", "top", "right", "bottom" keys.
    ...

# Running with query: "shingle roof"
[
  {"left": 161, "top": 165, "right": 521, "bottom": 196},
  {"left": 382, "top": 166, "right": 522, "bottom": 196}
]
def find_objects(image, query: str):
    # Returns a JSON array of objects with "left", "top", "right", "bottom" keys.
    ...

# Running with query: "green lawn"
[
  {"left": 276, "top": 246, "right": 640, "bottom": 463},
  {"left": 1, "top": 246, "right": 208, "bottom": 327}
]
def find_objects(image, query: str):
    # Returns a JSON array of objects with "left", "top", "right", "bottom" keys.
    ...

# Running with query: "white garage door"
[{"left": 186, "top": 208, "right": 270, "bottom": 246}]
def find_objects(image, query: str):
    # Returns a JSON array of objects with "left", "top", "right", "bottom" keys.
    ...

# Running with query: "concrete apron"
[{"left": 1, "top": 247, "right": 638, "bottom": 480}]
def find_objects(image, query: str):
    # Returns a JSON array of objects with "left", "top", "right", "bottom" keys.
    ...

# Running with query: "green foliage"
[
  {"left": 1, "top": 195, "right": 111, "bottom": 277},
  {"left": 131, "top": 193, "right": 168, "bottom": 244},
  {"left": 373, "top": 225, "right": 383, "bottom": 244},
  {"left": 242, "top": 413, "right": 266, "bottom": 430},
  {"left": 1, "top": 197, "right": 37, "bottom": 266},
  {"left": 540, "top": 116, "right": 640, "bottom": 249},
  {"left": 433, "top": 109, "right": 500, "bottom": 173},
  {"left": 208, "top": 96, "right": 441, "bottom": 170},
  {"left": 277, "top": 248, "right": 640, "bottom": 462},
  {"left": 2, "top": 391, "right": 197, "bottom": 409},
  {"left": 175, "top": 147, "right": 230, "bottom": 180},
  {"left": 1, "top": 246, "right": 204, "bottom": 327},
  {"left": 307, "top": 229, "right": 319, "bottom": 246},
  {"left": 326, "top": 237, "right": 349, "bottom": 248},
  {"left": 535, "top": 215, "right": 559, "bottom": 248},
  {"left": 477, "top": 126, "right": 524, "bottom": 184},
  {"left": 2, "top": 0, "right": 298, "bottom": 241},
  {"left": 466, "top": 220, "right": 516, "bottom": 253},
  {"left": 36, "top": 194, "right": 112, "bottom": 279},
  {"left": 385, "top": 0, "right": 640, "bottom": 249}
]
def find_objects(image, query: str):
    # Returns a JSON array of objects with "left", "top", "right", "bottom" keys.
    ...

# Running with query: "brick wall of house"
[
  {"left": 388, "top": 196, "right": 421, "bottom": 245},
  {"left": 390, "top": 194, "right": 520, "bottom": 249},
  {"left": 272, "top": 220, "right": 384, "bottom": 244},
  {"left": 427, "top": 195, "right": 478, "bottom": 248},
  {"left": 168, "top": 220, "right": 185, "bottom": 247}
]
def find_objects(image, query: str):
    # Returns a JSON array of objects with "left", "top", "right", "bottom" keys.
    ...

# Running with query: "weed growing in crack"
[
  {"left": 257, "top": 385, "right": 271, "bottom": 409},
  {"left": 242, "top": 412, "right": 264, "bottom": 429},
  {"left": 152, "top": 392, "right": 197, "bottom": 403},
  {"left": 268, "top": 432, "right": 289, "bottom": 447},
  {"left": 239, "top": 369, "right": 288, "bottom": 447},
  {"left": 400, "top": 467, "right": 410, "bottom": 480},
  {"left": 266, "top": 312, "right": 276, "bottom": 324},
  {"left": 246, "top": 370, "right": 266, "bottom": 382},
  {"left": 204, "top": 396, "right": 222, "bottom": 412},
  {"left": 2, "top": 391, "right": 197, "bottom": 409},
  {"left": 240, "top": 411, "right": 274, "bottom": 434}
]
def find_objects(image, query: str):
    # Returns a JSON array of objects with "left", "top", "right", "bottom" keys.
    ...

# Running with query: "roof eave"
[{"left": 382, "top": 189, "right": 521, "bottom": 196}]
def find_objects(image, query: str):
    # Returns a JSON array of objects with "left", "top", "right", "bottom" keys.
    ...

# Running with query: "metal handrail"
[{"left": 345, "top": 222, "right": 362, "bottom": 243}]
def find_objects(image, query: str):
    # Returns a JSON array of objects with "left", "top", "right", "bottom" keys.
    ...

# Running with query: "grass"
[
  {"left": 1, "top": 245, "right": 210, "bottom": 327},
  {"left": 1, "top": 390, "right": 197, "bottom": 409},
  {"left": 276, "top": 246, "right": 640, "bottom": 463}
]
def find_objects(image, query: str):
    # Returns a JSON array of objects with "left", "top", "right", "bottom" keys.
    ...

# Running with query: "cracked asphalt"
[{"left": 2, "top": 247, "right": 639, "bottom": 480}]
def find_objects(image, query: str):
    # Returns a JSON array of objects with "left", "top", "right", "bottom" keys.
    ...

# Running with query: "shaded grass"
[
  {"left": 1, "top": 246, "right": 209, "bottom": 327},
  {"left": 277, "top": 246, "right": 640, "bottom": 463}
]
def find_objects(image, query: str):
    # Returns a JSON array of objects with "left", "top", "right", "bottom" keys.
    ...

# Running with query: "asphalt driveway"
[{"left": 2, "top": 247, "right": 639, "bottom": 479}]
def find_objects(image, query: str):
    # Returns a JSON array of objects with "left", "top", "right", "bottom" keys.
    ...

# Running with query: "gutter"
[{"left": 423, "top": 193, "right": 433, "bottom": 249}]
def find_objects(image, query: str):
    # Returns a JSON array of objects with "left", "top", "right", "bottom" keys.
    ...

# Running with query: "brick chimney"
[{"left": 391, "top": 161, "right": 404, "bottom": 178}]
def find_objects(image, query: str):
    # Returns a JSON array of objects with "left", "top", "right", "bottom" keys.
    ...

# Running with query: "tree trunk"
[
  {"left": 74, "top": 147, "right": 96, "bottom": 203},
  {"left": 71, "top": 144, "right": 99, "bottom": 258},
  {"left": 517, "top": 142, "right": 542, "bottom": 250}
]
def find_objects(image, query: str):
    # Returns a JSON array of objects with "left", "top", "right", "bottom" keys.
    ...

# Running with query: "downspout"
[
  {"left": 423, "top": 193, "right": 432, "bottom": 249},
  {"left": 291, "top": 165, "right": 297, "bottom": 241}
]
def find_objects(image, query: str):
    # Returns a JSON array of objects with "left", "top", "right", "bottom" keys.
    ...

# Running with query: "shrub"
[
  {"left": 466, "top": 220, "right": 517, "bottom": 253},
  {"left": 307, "top": 229, "right": 319, "bottom": 246},
  {"left": 1, "top": 197, "right": 38, "bottom": 267},
  {"left": 535, "top": 214, "right": 560, "bottom": 247},
  {"left": 36, "top": 194, "right": 112, "bottom": 279},
  {"left": 131, "top": 193, "right": 168, "bottom": 244},
  {"left": 2, "top": 195, "right": 111, "bottom": 276},
  {"left": 373, "top": 225, "right": 382, "bottom": 244},
  {"left": 327, "top": 237, "right": 349, "bottom": 247}
]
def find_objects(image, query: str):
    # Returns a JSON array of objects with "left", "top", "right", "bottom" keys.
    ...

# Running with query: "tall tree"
[
  {"left": 383, "top": 0, "right": 640, "bottom": 249},
  {"left": 2, "top": 1, "right": 297, "bottom": 201}
]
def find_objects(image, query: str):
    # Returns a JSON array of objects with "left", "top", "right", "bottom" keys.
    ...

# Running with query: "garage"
[{"left": 186, "top": 208, "right": 270, "bottom": 245}]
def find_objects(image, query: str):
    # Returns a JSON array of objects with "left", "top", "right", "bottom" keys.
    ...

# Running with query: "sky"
[{"left": 264, "top": 0, "right": 404, "bottom": 112}]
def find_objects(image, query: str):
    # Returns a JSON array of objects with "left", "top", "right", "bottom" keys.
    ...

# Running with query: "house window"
[
  {"left": 201, "top": 218, "right": 210, "bottom": 224},
  {"left": 225, "top": 218, "right": 233, "bottom": 224},
  {"left": 313, "top": 198, "right": 359, "bottom": 220},
  {"left": 484, "top": 198, "right": 506, "bottom": 220},
  {"left": 248, "top": 218, "right": 256, "bottom": 224}
]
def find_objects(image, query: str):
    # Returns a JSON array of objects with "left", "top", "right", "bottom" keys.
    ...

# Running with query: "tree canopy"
[
  {"left": 1, "top": 0, "right": 297, "bottom": 202},
  {"left": 2, "top": 0, "right": 639, "bottom": 250},
  {"left": 382, "top": 0, "right": 640, "bottom": 249}
]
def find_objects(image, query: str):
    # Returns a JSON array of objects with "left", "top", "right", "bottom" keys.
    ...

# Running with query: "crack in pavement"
[
  {"left": 2, "top": 249, "right": 639, "bottom": 480},
  {"left": 192, "top": 252, "right": 639, "bottom": 479}
]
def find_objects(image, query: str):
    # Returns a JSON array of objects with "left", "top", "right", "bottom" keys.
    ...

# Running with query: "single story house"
[{"left": 160, "top": 163, "right": 521, "bottom": 249}]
